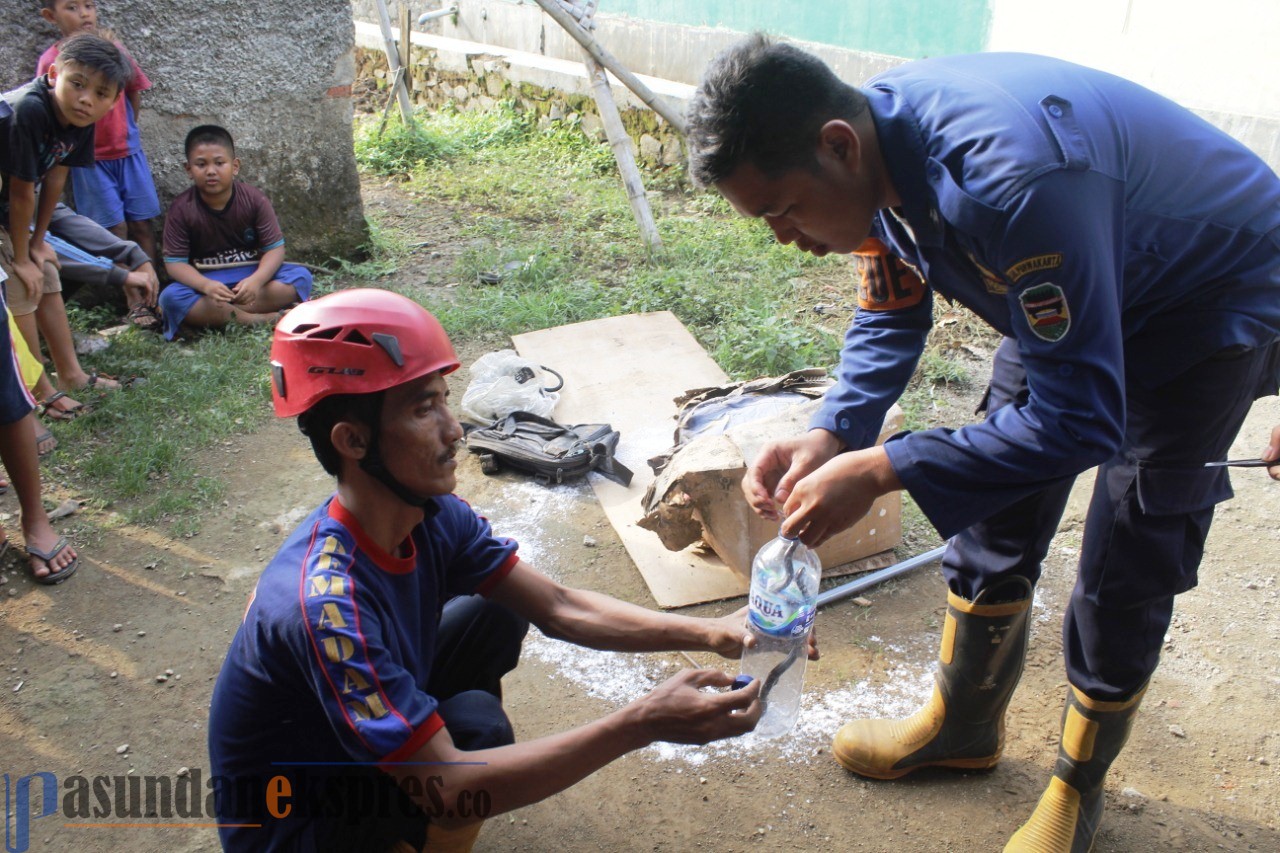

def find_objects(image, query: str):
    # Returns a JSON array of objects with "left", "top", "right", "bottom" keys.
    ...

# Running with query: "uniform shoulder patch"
[
  {"left": 854, "top": 238, "right": 926, "bottom": 311},
  {"left": 1005, "top": 253, "right": 1063, "bottom": 282},
  {"left": 966, "top": 251, "right": 1008, "bottom": 295},
  {"left": 1018, "top": 283, "right": 1071, "bottom": 342}
]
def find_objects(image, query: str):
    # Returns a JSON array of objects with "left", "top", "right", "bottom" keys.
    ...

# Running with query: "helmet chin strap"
[{"left": 357, "top": 394, "right": 434, "bottom": 508}]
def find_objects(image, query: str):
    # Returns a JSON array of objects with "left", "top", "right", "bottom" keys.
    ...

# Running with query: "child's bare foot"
[{"left": 230, "top": 308, "right": 289, "bottom": 326}]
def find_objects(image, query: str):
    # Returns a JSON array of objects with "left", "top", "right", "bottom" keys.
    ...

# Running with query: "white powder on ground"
[{"left": 467, "top": 472, "right": 937, "bottom": 769}]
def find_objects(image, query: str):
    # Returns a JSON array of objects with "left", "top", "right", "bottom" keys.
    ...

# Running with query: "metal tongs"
[{"left": 1202, "top": 458, "right": 1272, "bottom": 468}]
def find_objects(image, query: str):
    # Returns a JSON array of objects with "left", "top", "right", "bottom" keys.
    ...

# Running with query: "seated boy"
[
  {"left": 209, "top": 289, "right": 785, "bottom": 851},
  {"left": 159, "top": 125, "right": 312, "bottom": 340}
]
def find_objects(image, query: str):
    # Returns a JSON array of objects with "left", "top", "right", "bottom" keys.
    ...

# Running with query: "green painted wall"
[{"left": 602, "top": 0, "right": 991, "bottom": 58}]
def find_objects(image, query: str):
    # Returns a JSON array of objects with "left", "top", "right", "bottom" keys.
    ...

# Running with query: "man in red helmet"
[{"left": 207, "top": 289, "right": 774, "bottom": 853}]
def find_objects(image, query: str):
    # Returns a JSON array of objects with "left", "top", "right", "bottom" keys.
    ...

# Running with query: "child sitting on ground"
[
  {"left": 37, "top": 0, "right": 164, "bottom": 331},
  {"left": 159, "top": 125, "right": 312, "bottom": 340}
]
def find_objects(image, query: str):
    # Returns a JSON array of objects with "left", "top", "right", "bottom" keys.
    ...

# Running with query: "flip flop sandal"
[
  {"left": 126, "top": 304, "right": 163, "bottom": 332},
  {"left": 26, "top": 537, "right": 78, "bottom": 585},
  {"left": 82, "top": 371, "right": 122, "bottom": 391},
  {"left": 38, "top": 391, "right": 85, "bottom": 422},
  {"left": 35, "top": 427, "right": 58, "bottom": 457}
]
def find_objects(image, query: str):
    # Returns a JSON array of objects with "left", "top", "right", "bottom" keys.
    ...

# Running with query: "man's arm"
[
  {"left": 386, "top": 666, "right": 759, "bottom": 828},
  {"left": 487, "top": 560, "right": 747, "bottom": 658}
]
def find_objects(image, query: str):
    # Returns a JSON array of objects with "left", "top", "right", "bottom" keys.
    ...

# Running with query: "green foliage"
[{"left": 353, "top": 114, "right": 454, "bottom": 175}]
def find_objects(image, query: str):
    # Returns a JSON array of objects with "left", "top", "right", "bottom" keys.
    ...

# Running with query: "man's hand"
[
  {"left": 708, "top": 606, "right": 820, "bottom": 661},
  {"left": 1265, "top": 424, "right": 1280, "bottom": 482},
  {"left": 11, "top": 258, "right": 44, "bottom": 302},
  {"left": 780, "top": 445, "right": 902, "bottom": 547},
  {"left": 742, "top": 429, "right": 846, "bottom": 520},
  {"left": 631, "top": 668, "right": 761, "bottom": 745},
  {"left": 28, "top": 239, "right": 59, "bottom": 272}
]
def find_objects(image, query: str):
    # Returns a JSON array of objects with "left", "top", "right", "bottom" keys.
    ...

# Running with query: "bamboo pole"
[
  {"left": 569, "top": 0, "right": 661, "bottom": 251},
  {"left": 585, "top": 55, "right": 662, "bottom": 251},
  {"left": 531, "top": 0, "right": 687, "bottom": 135},
  {"left": 374, "top": 0, "right": 415, "bottom": 125}
]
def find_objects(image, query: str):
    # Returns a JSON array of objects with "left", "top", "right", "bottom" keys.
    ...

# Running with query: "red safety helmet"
[{"left": 269, "top": 288, "right": 460, "bottom": 418}]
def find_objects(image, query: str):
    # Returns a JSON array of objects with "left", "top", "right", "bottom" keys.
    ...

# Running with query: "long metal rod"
[
  {"left": 417, "top": 5, "right": 458, "bottom": 24},
  {"left": 817, "top": 545, "right": 947, "bottom": 609}
]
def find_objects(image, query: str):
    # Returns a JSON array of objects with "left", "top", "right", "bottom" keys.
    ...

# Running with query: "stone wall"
[
  {"left": 1, "top": 1, "right": 366, "bottom": 262},
  {"left": 352, "top": 39, "right": 686, "bottom": 170}
]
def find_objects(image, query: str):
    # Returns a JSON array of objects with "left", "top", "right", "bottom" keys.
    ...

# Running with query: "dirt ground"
[{"left": 2, "top": 178, "right": 1278, "bottom": 852}]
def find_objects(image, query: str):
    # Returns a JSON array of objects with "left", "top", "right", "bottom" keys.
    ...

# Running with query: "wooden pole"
[
  {"left": 374, "top": 0, "right": 415, "bottom": 125},
  {"left": 585, "top": 56, "right": 662, "bottom": 251},
  {"left": 569, "top": 0, "right": 661, "bottom": 251},
  {"left": 531, "top": 0, "right": 687, "bottom": 135},
  {"left": 398, "top": 3, "right": 413, "bottom": 90}
]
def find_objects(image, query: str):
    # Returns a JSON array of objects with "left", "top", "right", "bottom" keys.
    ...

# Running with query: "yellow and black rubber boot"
[
  {"left": 422, "top": 820, "right": 484, "bottom": 852},
  {"left": 1005, "top": 684, "right": 1147, "bottom": 852},
  {"left": 833, "top": 576, "right": 1033, "bottom": 779}
]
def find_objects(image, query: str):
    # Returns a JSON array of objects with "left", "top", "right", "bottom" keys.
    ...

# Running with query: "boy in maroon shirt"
[{"left": 159, "top": 125, "right": 312, "bottom": 340}]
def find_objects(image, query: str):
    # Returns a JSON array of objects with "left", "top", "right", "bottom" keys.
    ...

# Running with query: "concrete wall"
[
  {"left": 1, "top": 0, "right": 366, "bottom": 262},
  {"left": 352, "top": 0, "right": 1280, "bottom": 172},
  {"left": 987, "top": 0, "right": 1280, "bottom": 168}
]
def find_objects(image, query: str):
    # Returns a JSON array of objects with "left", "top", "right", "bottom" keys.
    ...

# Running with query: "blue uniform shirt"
[{"left": 812, "top": 53, "right": 1280, "bottom": 539}]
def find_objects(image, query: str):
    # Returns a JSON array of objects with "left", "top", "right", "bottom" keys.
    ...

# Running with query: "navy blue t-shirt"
[{"left": 208, "top": 494, "right": 518, "bottom": 851}]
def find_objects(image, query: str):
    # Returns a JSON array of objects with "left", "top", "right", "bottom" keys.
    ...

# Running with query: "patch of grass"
[
  {"left": 49, "top": 322, "right": 275, "bottom": 532},
  {"left": 354, "top": 114, "right": 455, "bottom": 174}
]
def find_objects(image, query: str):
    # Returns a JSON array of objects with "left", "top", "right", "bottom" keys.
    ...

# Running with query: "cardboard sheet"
[{"left": 514, "top": 312, "right": 893, "bottom": 608}]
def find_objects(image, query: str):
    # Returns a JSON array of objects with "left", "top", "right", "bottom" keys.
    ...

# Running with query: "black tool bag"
[{"left": 465, "top": 412, "right": 634, "bottom": 486}]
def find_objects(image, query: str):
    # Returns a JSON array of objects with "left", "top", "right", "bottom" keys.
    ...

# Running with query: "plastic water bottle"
[{"left": 740, "top": 533, "right": 821, "bottom": 739}]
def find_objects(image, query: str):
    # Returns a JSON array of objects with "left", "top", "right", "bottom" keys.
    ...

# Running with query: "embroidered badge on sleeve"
[
  {"left": 1018, "top": 283, "right": 1071, "bottom": 341},
  {"left": 854, "top": 238, "right": 926, "bottom": 311},
  {"left": 1005, "top": 253, "right": 1063, "bottom": 282}
]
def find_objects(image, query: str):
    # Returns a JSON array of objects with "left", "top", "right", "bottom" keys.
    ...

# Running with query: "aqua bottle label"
[{"left": 749, "top": 587, "right": 815, "bottom": 637}]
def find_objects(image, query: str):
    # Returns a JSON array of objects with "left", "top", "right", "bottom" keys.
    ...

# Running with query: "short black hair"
[
  {"left": 185, "top": 124, "right": 235, "bottom": 160},
  {"left": 685, "top": 34, "right": 869, "bottom": 187},
  {"left": 296, "top": 392, "right": 383, "bottom": 478},
  {"left": 55, "top": 32, "right": 132, "bottom": 94}
]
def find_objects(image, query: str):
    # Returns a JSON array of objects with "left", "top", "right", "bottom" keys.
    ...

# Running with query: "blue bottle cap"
[{"left": 732, "top": 674, "right": 755, "bottom": 690}]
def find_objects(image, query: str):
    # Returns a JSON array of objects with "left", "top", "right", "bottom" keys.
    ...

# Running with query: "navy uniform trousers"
[{"left": 941, "top": 337, "right": 1280, "bottom": 702}]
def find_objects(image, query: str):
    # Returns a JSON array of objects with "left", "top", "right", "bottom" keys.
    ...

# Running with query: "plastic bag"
[{"left": 460, "top": 350, "right": 563, "bottom": 424}]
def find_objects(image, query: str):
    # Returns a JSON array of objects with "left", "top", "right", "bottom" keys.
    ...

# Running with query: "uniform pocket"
[{"left": 1084, "top": 464, "right": 1232, "bottom": 608}]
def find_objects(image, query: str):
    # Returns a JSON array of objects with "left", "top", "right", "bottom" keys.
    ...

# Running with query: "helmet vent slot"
[{"left": 343, "top": 329, "right": 373, "bottom": 346}]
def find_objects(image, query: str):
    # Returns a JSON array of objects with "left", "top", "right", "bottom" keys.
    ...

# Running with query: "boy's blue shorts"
[
  {"left": 159, "top": 263, "right": 313, "bottom": 341},
  {"left": 71, "top": 150, "right": 162, "bottom": 229}
]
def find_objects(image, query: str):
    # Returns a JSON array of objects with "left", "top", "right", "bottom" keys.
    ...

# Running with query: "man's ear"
[
  {"left": 331, "top": 420, "right": 370, "bottom": 462},
  {"left": 818, "top": 119, "right": 860, "bottom": 166}
]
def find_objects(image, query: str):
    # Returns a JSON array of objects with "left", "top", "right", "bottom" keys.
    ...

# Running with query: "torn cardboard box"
[{"left": 640, "top": 398, "right": 904, "bottom": 578}]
